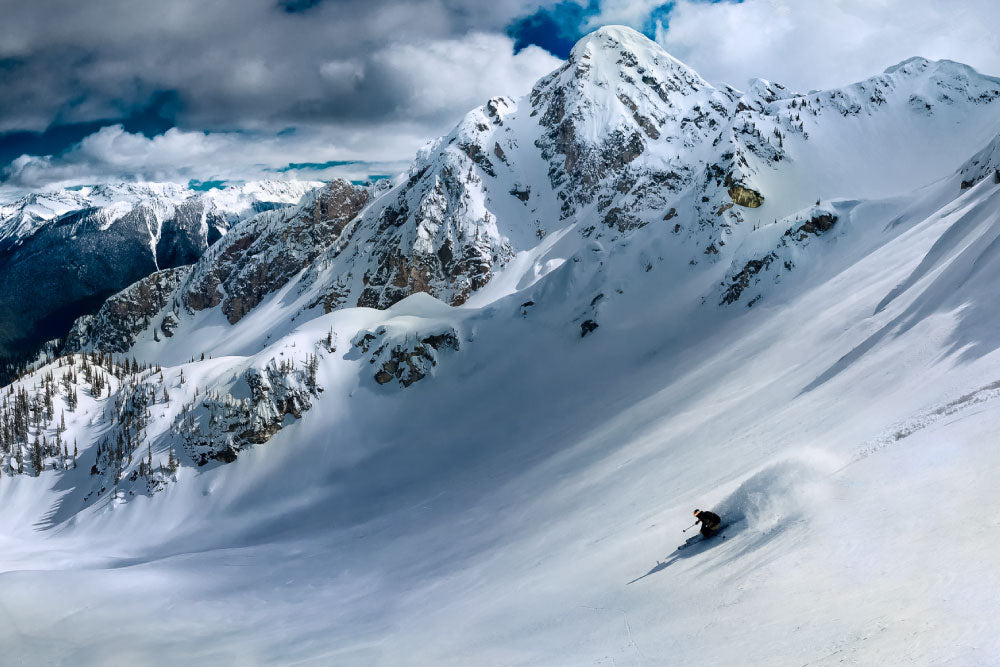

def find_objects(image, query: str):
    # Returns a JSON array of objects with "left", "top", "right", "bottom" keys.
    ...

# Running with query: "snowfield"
[{"left": 2, "top": 26, "right": 1000, "bottom": 665}]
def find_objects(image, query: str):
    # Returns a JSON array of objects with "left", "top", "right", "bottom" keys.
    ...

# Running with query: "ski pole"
[{"left": 682, "top": 521, "right": 698, "bottom": 532}]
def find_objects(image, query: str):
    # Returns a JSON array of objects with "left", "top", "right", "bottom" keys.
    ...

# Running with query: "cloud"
[
  {"left": 655, "top": 0, "right": 1000, "bottom": 91},
  {"left": 0, "top": 0, "right": 554, "bottom": 133},
  {"left": 309, "top": 32, "right": 560, "bottom": 123},
  {"left": 363, "top": 33, "right": 559, "bottom": 119},
  {"left": 5, "top": 0, "right": 1000, "bottom": 195},
  {"left": 0, "top": 0, "right": 560, "bottom": 195},
  {"left": 1, "top": 124, "right": 411, "bottom": 192},
  {"left": 0, "top": 29, "right": 559, "bottom": 193}
]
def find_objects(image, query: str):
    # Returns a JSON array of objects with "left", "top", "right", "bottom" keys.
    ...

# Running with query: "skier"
[{"left": 693, "top": 509, "right": 722, "bottom": 537}]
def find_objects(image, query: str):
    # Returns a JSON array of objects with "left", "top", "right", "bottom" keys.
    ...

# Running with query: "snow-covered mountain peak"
[
  {"left": 0, "top": 179, "right": 321, "bottom": 243},
  {"left": 879, "top": 55, "right": 996, "bottom": 83},
  {"left": 851, "top": 55, "right": 1000, "bottom": 111},
  {"left": 83, "top": 181, "right": 189, "bottom": 203},
  {"left": 570, "top": 25, "right": 703, "bottom": 79},
  {"left": 524, "top": 28, "right": 737, "bottom": 225},
  {"left": 883, "top": 55, "right": 933, "bottom": 75},
  {"left": 533, "top": 26, "right": 712, "bottom": 122},
  {"left": 743, "top": 78, "right": 798, "bottom": 104},
  {"left": 0, "top": 178, "right": 324, "bottom": 360}
]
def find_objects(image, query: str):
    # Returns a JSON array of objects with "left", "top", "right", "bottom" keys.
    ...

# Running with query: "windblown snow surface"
[{"left": 3, "top": 26, "right": 1000, "bottom": 666}]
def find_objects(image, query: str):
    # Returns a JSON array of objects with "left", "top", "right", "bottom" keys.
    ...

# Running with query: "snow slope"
[{"left": 2, "top": 26, "right": 1000, "bottom": 665}]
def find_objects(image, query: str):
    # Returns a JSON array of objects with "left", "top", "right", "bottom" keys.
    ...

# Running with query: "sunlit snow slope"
[{"left": 2, "top": 26, "right": 1000, "bottom": 665}]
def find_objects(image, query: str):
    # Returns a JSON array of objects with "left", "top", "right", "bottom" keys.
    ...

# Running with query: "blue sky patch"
[
  {"left": 504, "top": 1, "right": 736, "bottom": 58},
  {"left": 351, "top": 174, "right": 392, "bottom": 186},
  {"left": 188, "top": 179, "right": 228, "bottom": 191},
  {"left": 0, "top": 90, "right": 180, "bottom": 167},
  {"left": 276, "top": 160, "right": 362, "bottom": 173},
  {"left": 644, "top": 3, "right": 676, "bottom": 35},
  {"left": 278, "top": 0, "right": 323, "bottom": 13},
  {"left": 507, "top": 1, "right": 601, "bottom": 59}
]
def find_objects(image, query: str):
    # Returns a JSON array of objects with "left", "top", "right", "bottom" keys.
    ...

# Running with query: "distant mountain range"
[{"left": 0, "top": 180, "right": 320, "bottom": 363}]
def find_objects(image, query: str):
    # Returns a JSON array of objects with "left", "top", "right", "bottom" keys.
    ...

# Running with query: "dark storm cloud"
[
  {"left": 6, "top": 0, "right": 997, "bottom": 196},
  {"left": 0, "top": 0, "right": 567, "bottom": 190},
  {"left": 0, "top": 0, "right": 559, "bottom": 134},
  {"left": 0, "top": 92, "right": 179, "bottom": 167}
]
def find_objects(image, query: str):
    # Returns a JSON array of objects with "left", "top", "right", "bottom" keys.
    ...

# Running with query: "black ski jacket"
[{"left": 696, "top": 511, "right": 721, "bottom": 529}]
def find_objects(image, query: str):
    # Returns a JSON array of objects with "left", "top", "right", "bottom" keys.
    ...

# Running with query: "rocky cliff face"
[
  {"left": 353, "top": 324, "right": 460, "bottom": 387},
  {"left": 181, "top": 179, "right": 370, "bottom": 324},
  {"left": 65, "top": 267, "right": 192, "bottom": 353},
  {"left": 178, "top": 361, "right": 317, "bottom": 466},
  {"left": 959, "top": 134, "right": 1000, "bottom": 190}
]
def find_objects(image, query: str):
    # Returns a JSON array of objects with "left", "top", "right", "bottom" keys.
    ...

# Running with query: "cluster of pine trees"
[
  {"left": 275, "top": 353, "right": 319, "bottom": 393},
  {"left": 0, "top": 362, "right": 88, "bottom": 476},
  {"left": 0, "top": 351, "right": 165, "bottom": 479},
  {"left": 90, "top": 360, "right": 179, "bottom": 499},
  {"left": 1, "top": 345, "right": 324, "bottom": 492}
]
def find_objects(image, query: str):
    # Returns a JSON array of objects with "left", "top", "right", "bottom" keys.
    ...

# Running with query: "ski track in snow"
[{"left": 847, "top": 377, "right": 1000, "bottom": 469}]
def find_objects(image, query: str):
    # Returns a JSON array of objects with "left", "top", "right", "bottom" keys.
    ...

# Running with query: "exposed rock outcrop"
[
  {"left": 64, "top": 267, "right": 192, "bottom": 353},
  {"left": 721, "top": 253, "right": 778, "bottom": 305},
  {"left": 789, "top": 213, "right": 837, "bottom": 239},
  {"left": 183, "top": 179, "right": 370, "bottom": 324},
  {"left": 720, "top": 209, "right": 839, "bottom": 306},
  {"left": 179, "top": 361, "right": 317, "bottom": 465},
  {"left": 354, "top": 326, "right": 460, "bottom": 388},
  {"left": 728, "top": 184, "right": 765, "bottom": 208}
]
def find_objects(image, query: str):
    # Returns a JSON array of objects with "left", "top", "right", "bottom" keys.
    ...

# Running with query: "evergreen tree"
[
  {"left": 31, "top": 432, "right": 42, "bottom": 476},
  {"left": 306, "top": 354, "right": 319, "bottom": 393}
]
